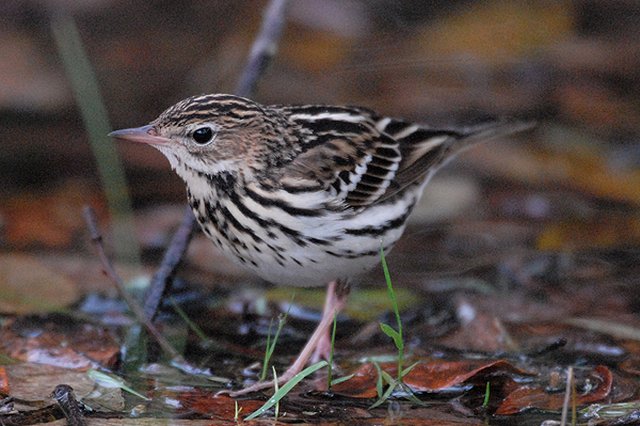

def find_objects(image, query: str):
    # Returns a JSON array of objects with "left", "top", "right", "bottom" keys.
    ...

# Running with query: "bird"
[{"left": 110, "top": 93, "right": 529, "bottom": 395}]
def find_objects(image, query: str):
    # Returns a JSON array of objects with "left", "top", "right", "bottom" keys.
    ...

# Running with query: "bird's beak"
[{"left": 109, "top": 125, "right": 170, "bottom": 145}]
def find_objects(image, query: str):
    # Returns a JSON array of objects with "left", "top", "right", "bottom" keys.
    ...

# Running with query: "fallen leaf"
[
  {"left": 3, "top": 363, "right": 95, "bottom": 403},
  {"left": 1, "top": 179, "right": 106, "bottom": 249},
  {"left": 330, "top": 359, "right": 533, "bottom": 398},
  {"left": 439, "top": 296, "right": 518, "bottom": 353},
  {"left": 172, "top": 391, "right": 263, "bottom": 420},
  {"left": 496, "top": 365, "right": 613, "bottom": 414},
  {"left": 0, "top": 366, "right": 9, "bottom": 395},
  {"left": 0, "top": 254, "right": 78, "bottom": 314},
  {"left": 0, "top": 314, "right": 119, "bottom": 370}
]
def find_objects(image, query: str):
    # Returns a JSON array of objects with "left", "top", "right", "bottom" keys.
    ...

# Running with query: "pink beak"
[{"left": 109, "top": 125, "right": 170, "bottom": 145}]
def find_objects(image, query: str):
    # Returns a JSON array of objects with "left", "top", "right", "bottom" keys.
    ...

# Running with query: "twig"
[
  {"left": 235, "top": 0, "right": 289, "bottom": 98},
  {"left": 142, "top": 0, "right": 290, "bottom": 321},
  {"left": 560, "top": 366, "right": 574, "bottom": 426},
  {"left": 51, "top": 384, "right": 86, "bottom": 426},
  {"left": 83, "top": 206, "right": 183, "bottom": 361},
  {"left": 143, "top": 205, "right": 195, "bottom": 320}
]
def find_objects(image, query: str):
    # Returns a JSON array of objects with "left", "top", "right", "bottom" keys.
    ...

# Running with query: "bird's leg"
[
  {"left": 311, "top": 279, "right": 349, "bottom": 363},
  {"left": 226, "top": 280, "right": 349, "bottom": 397}
]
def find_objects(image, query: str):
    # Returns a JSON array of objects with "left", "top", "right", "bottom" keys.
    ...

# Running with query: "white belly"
[{"left": 183, "top": 171, "right": 423, "bottom": 287}]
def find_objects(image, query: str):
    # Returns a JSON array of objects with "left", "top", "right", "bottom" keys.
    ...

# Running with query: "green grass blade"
[
  {"left": 260, "top": 307, "right": 290, "bottom": 381},
  {"left": 51, "top": 14, "right": 140, "bottom": 265},
  {"left": 400, "top": 361, "right": 421, "bottom": 378},
  {"left": 379, "top": 245, "right": 404, "bottom": 378},
  {"left": 260, "top": 318, "right": 275, "bottom": 381},
  {"left": 379, "top": 323, "right": 402, "bottom": 350},
  {"left": 380, "top": 369, "right": 396, "bottom": 386},
  {"left": 370, "top": 377, "right": 398, "bottom": 409},
  {"left": 327, "top": 312, "right": 337, "bottom": 390},
  {"left": 373, "top": 361, "right": 384, "bottom": 398},
  {"left": 482, "top": 381, "right": 491, "bottom": 408},
  {"left": 398, "top": 382, "right": 425, "bottom": 406},
  {"left": 330, "top": 373, "right": 354, "bottom": 386},
  {"left": 170, "top": 296, "right": 210, "bottom": 342},
  {"left": 244, "top": 361, "right": 328, "bottom": 420},
  {"left": 88, "top": 369, "right": 150, "bottom": 401},
  {"left": 272, "top": 366, "right": 280, "bottom": 420}
]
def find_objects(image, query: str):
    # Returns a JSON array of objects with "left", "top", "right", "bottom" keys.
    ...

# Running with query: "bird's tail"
[
  {"left": 375, "top": 117, "right": 534, "bottom": 201},
  {"left": 448, "top": 119, "right": 535, "bottom": 156}
]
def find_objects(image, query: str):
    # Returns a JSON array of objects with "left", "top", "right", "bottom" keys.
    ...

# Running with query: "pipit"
[{"left": 111, "top": 94, "right": 528, "bottom": 395}]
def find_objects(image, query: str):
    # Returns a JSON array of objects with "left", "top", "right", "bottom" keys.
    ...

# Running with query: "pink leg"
[
  {"left": 310, "top": 280, "right": 344, "bottom": 363},
  {"left": 225, "top": 280, "right": 349, "bottom": 396}
]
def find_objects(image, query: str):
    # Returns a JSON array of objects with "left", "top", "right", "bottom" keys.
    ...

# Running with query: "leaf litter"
[{"left": 1, "top": 1, "right": 640, "bottom": 424}]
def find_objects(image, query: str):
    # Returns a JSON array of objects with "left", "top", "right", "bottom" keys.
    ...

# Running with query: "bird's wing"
[
  {"left": 374, "top": 117, "right": 533, "bottom": 202},
  {"left": 373, "top": 117, "right": 464, "bottom": 201},
  {"left": 275, "top": 105, "right": 403, "bottom": 209},
  {"left": 277, "top": 105, "right": 528, "bottom": 209}
]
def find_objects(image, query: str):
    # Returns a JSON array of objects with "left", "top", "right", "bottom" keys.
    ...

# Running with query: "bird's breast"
[{"left": 181, "top": 169, "right": 423, "bottom": 286}]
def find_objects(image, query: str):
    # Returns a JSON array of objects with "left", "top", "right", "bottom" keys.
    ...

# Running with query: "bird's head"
[{"left": 110, "top": 94, "right": 285, "bottom": 178}]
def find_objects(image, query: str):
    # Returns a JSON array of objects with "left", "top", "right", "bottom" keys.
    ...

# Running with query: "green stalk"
[
  {"left": 380, "top": 245, "right": 403, "bottom": 380},
  {"left": 327, "top": 312, "right": 337, "bottom": 390},
  {"left": 52, "top": 14, "right": 141, "bottom": 265}
]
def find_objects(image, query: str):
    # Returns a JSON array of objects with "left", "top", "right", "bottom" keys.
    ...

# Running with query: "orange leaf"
[
  {"left": 330, "top": 359, "right": 533, "bottom": 398},
  {"left": 0, "top": 367, "right": 9, "bottom": 395}
]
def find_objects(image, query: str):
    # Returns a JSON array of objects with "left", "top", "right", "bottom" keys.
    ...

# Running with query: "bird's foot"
[
  {"left": 219, "top": 363, "right": 301, "bottom": 397},
  {"left": 220, "top": 280, "right": 350, "bottom": 397}
]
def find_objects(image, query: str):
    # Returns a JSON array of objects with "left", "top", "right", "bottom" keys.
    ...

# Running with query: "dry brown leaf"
[
  {"left": 0, "top": 315, "right": 119, "bottom": 370},
  {"left": 496, "top": 365, "right": 613, "bottom": 415},
  {"left": 1, "top": 179, "right": 107, "bottom": 249},
  {"left": 0, "top": 366, "right": 9, "bottom": 395},
  {"left": 330, "top": 359, "right": 533, "bottom": 398},
  {"left": 3, "top": 363, "right": 94, "bottom": 403},
  {"left": 0, "top": 254, "right": 79, "bottom": 314}
]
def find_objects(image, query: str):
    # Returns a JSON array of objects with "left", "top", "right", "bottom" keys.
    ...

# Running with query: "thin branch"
[
  {"left": 143, "top": 205, "right": 195, "bottom": 320},
  {"left": 560, "top": 366, "right": 574, "bottom": 426},
  {"left": 83, "top": 206, "right": 183, "bottom": 361},
  {"left": 235, "top": 0, "right": 289, "bottom": 98},
  {"left": 142, "top": 0, "right": 290, "bottom": 321},
  {"left": 51, "top": 384, "right": 86, "bottom": 426}
]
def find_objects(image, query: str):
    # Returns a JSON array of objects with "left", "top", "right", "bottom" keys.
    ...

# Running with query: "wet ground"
[{"left": 1, "top": 1, "right": 640, "bottom": 424}]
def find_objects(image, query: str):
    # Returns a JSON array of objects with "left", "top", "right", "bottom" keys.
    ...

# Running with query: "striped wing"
[
  {"left": 278, "top": 105, "right": 461, "bottom": 209},
  {"left": 375, "top": 117, "right": 534, "bottom": 202},
  {"left": 373, "top": 117, "right": 465, "bottom": 201}
]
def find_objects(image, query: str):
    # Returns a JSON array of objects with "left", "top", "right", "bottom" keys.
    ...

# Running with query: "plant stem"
[
  {"left": 52, "top": 15, "right": 141, "bottom": 266},
  {"left": 380, "top": 245, "right": 403, "bottom": 379}
]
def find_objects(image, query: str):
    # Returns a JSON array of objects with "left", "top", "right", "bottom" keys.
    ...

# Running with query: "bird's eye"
[{"left": 192, "top": 127, "right": 214, "bottom": 145}]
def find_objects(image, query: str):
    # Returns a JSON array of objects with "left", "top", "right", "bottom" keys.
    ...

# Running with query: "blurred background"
[
  {"left": 2, "top": 3, "right": 640, "bottom": 419},
  {"left": 1, "top": 0, "right": 639, "bottom": 286}
]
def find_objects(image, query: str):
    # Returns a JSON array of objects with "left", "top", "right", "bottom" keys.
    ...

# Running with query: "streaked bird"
[{"left": 111, "top": 94, "right": 529, "bottom": 394}]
